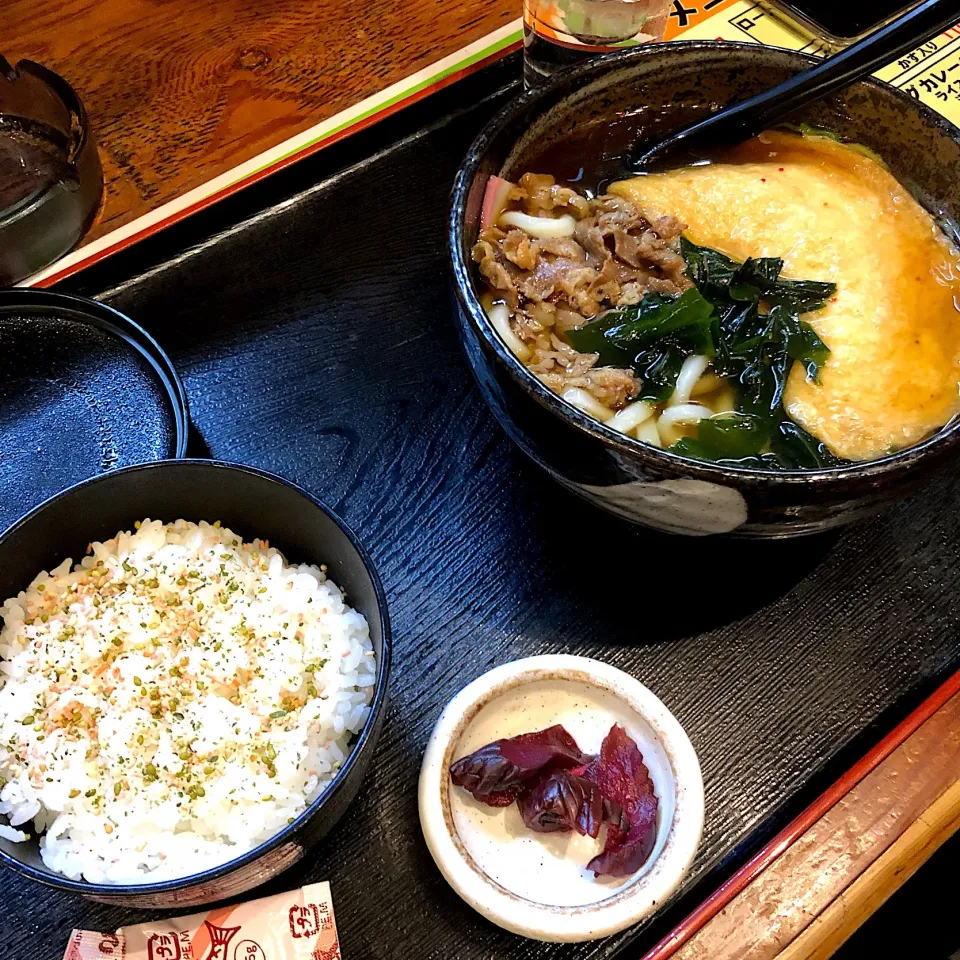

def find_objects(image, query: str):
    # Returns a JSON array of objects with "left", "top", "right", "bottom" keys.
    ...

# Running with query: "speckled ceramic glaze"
[
  {"left": 449, "top": 42, "right": 960, "bottom": 537},
  {"left": 418, "top": 655, "right": 704, "bottom": 942}
]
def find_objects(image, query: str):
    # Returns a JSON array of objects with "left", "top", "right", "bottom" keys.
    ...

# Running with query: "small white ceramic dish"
[{"left": 418, "top": 654, "right": 704, "bottom": 942}]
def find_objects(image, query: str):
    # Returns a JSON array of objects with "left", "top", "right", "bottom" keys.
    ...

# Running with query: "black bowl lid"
[{"left": 0, "top": 289, "right": 188, "bottom": 531}]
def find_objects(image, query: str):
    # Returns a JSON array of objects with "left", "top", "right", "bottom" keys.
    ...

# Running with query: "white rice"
[{"left": 0, "top": 519, "right": 376, "bottom": 884}]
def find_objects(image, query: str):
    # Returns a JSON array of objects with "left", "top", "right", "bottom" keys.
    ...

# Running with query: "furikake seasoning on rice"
[{"left": 0, "top": 519, "right": 375, "bottom": 884}]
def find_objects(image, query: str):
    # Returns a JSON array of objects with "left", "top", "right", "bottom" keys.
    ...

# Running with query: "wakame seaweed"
[
  {"left": 565, "top": 289, "right": 714, "bottom": 364},
  {"left": 671, "top": 412, "right": 769, "bottom": 462},
  {"left": 671, "top": 411, "right": 836, "bottom": 469},
  {"left": 565, "top": 288, "right": 717, "bottom": 403},
  {"left": 680, "top": 238, "right": 836, "bottom": 457},
  {"left": 564, "top": 238, "right": 840, "bottom": 468}
]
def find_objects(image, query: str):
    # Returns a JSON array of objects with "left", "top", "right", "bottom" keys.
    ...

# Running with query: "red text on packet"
[
  {"left": 146, "top": 932, "right": 185, "bottom": 960},
  {"left": 289, "top": 903, "right": 322, "bottom": 939},
  {"left": 97, "top": 934, "right": 123, "bottom": 956}
]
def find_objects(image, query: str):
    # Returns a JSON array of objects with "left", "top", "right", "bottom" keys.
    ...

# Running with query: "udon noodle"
[{"left": 473, "top": 131, "right": 960, "bottom": 468}]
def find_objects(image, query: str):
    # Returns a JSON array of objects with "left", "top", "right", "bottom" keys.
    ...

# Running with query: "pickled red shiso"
[
  {"left": 518, "top": 770, "right": 627, "bottom": 838},
  {"left": 579, "top": 724, "right": 659, "bottom": 878},
  {"left": 449, "top": 724, "right": 591, "bottom": 806},
  {"left": 449, "top": 723, "right": 659, "bottom": 878}
]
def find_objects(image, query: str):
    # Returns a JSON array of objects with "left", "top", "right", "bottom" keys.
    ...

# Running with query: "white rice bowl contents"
[{"left": 0, "top": 519, "right": 376, "bottom": 884}]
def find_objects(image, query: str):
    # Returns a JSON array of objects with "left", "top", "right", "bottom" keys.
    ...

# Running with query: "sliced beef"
[
  {"left": 472, "top": 174, "right": 689, "bottom": 412},
  {"left": 518, "top": 172, "right": 591, "bottom": 219}
]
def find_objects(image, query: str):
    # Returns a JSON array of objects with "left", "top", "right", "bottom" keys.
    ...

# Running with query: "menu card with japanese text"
[{"left": 662, "top": 0, "right": 960, "bottom": 126}]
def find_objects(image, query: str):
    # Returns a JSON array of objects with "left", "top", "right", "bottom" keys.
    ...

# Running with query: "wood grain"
[
  {"left": 669, "top": 691, "right": 960, "bottom": 960},
  {"left": 0, "top": 0, "right": 517, "bottom": 242},
  {"left": 777, "top": 778, "right": 960, "bottom": 960}
]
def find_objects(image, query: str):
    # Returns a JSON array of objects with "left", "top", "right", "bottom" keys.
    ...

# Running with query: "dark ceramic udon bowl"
[
  {"left": 0, "top": 460, "right": 391, "bottom": 907},
  {"left": 450, "top": 42, "right": 960, "bottom": 537}
]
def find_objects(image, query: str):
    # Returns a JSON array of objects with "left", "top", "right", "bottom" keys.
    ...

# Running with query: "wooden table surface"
[
  {"left": 0, "top": 0, "right": 516, "bottom": 243},
  {"left": 651, "top": 677, "right": 960, "bottom": 960}
]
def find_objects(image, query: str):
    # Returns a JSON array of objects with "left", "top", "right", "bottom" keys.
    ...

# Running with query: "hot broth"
[{"left": 473, "top": 129, "right": 960, "bottom": 468}]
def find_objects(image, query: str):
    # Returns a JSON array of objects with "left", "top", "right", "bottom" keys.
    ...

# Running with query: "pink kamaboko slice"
[{"left": 479, "top": 175, "right": 518, "bottom": 231}]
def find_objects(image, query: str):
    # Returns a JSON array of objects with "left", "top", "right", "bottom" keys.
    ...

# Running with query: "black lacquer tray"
[{"left": 10, "top": 54, "right": 960, "bottom": 959}]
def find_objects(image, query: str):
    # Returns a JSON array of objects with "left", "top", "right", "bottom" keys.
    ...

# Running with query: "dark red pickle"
[
  {"left": 449, "top": 725, "right": 592, "bottom": 805},
  {"left": 579, "top": 724, "right": 659, "bottom": 878},
  {"left": 449, "top": 722, "right": 659, "bottom": 880},
  {"left": 518, "top": 770, "right": 626, "bottom": 838}
]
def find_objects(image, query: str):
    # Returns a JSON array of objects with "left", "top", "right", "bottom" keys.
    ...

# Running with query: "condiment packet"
[{"left": 62, "top": 881, "right": 341, "bottom": 960}]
